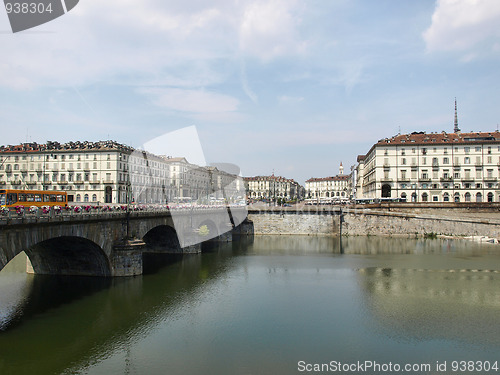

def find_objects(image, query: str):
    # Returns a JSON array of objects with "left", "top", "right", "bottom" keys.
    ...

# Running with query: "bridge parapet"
[
  {"left": 0, "top": 206, "right": 237, "bottom": 225},
  {"left": 0, "top": 205, "right": 250, "bottom": 277}
]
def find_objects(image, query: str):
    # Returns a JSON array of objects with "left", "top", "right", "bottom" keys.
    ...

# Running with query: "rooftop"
[
  {"left": 306, "top": 175, "right": 349, "bottom": 183},
  {"left": 376, "top": 131, "right": 500, "bottom": 146},
  {"left": 0, "top": 140, "right": 133, "bottom": 153},
  {"left": 244, "top": 175, "right": 298, "bottom": 184}
]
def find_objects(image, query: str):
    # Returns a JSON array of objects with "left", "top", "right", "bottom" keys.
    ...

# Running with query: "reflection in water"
[
  {"left": 341, "top": 235, "right": 493, "bottom": 255},
  {"left": 249, "top": 235, "right": 492, "bottom": 256},
  {"left": 0, "top": 242, "right": 238, "bottom": 375},
  {"left": 0, "top": 237, "right": 499, "bottom": 375},
  {"left": 357, "top": 267, "right": 500, "bottom": 346},
  {"left": 0, "top": 254, "right": 33, "bottom": 331},
  {"left": 248, "top": 235, "right": 340, "bottom": 255}
]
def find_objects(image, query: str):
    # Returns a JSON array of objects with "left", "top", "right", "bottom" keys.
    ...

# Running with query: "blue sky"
[{"left": 1, "top": 0, "right": 500, "bottom": 184}]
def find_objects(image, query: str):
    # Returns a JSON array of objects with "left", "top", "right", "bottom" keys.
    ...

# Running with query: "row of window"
[
  {"left": 3, "top": 153, "right": 116, "bottom": 162},
  {"left": 395, "top": 156, "right": 500, "bottom": 165},
  {"left": 399, "top": 182, "right": 497, "bottom": 189},
  {"left": 400, "top": 192, "right": 496, "bottom": 203},
  {"left": 249, "top": 192, "right": 298, "bottom": 197},
  {"left": 397, "top": 170, "right": 497, "bottom": 179},
  {"left": 75, "top": 194, "right": 98, "bottom": 203},
  {"left": 306, "top": 183, "right": 348, "bottom": 187},
  {"left": 385, "top": 145, "right": 500, "bottom": 155},
  {"left": 0, "top": 161, "right": 115, "bottom": 171},
  {"left": 309, "top": 192, "right": 347, "bottom": 197},
  {"left": 0, "top": 172, "right": 114, "bottom": 183}
]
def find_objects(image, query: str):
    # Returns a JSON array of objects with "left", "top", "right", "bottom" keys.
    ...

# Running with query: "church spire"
[
  {"left": 339, "top": 161, "right": 344, "bottom": 175},
  {"left": 454, "top": 98, "right": 460, "bottom": 133}
]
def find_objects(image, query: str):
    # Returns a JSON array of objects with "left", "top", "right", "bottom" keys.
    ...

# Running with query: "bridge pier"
[
  {"left": 233, "top": 219, "right": 254, "bottom": 236},
  {"left": 110, "top": 239, "right": 145, "bottom": 277},
  {"left": 181, "top": 244, "right": 202, "bottom": 253}
]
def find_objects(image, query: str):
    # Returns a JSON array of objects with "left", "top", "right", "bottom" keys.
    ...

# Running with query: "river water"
[{"left": 1, "top": 236, "right": 500, "bottom": 375}]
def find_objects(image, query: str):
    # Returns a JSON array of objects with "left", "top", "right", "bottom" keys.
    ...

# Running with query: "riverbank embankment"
[{"left": 247, "top": 205, "right": 500, "bottom": 241}]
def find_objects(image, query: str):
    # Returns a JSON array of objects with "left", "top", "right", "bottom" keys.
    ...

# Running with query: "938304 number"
[{"left": 5, "top": 2, "right": 53, "bottom": 14}]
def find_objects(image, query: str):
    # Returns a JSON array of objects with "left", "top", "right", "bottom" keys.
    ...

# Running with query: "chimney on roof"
[{"left": 454, "top": 98, "right": 460, "bottom": 133}]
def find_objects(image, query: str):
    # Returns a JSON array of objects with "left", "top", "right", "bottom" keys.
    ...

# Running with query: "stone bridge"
[{"left": 0, "top": 207, "right": 253, "bottom": 277}]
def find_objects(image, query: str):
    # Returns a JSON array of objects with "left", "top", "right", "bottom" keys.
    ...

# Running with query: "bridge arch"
[
  {"left": 142, "top": 225, "right": 182, "bottom": 253},
  {"left": 25, "top": 236, "right": 111, "bottom": 276}
]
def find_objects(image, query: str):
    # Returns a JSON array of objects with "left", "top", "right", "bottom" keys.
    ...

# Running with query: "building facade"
[
  {"left": 305, "top": 163, "right": 351, "bottom": 203},
  {"left": 0, "top": 141, "right": 243, "bottom": 205},
  {"left": 244, "top": 175, "right": 303, "bottom": 202},
  {"left": 352, "top": 155, "right": 365, "bottom": 200},
  {"left": 356, "top": 131, "right": 500, "bottom": 202}
]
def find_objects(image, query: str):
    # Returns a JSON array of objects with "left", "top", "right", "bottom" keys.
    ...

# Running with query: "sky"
[{"left": 1, "top": 0, "right": 500, "bottom": 184}]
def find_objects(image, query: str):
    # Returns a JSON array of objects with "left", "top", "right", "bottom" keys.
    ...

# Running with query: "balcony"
[
  {"left": 26, "top": 181, "right": 37, "bottom": 185},
  {"left": 399, "top": 177, "right": 410, "bottom": 182},
  {"left": 419, "top": 177, "right": 431, "bottom": 182},
  {"left": 440, "top": 176, "right": 452, "bottom": 181},
  {"left": 90, "top": 180, "right": 100, "bottom": 184},
  {"left": 103, "top": 180, "right": 114, "bottom": 184},
  {"left": 461, "top": 176, "right": 474, "bottom": 182},
  {"left": 58, "top": 180, "right": 68, "bottom": 184},
  {"left": 380, "top": 177, "right": 393, "bottom": 182},
  {"left": 484, "top": 176, "right": 497, "bottom": 182},
  {"left": 10, "top": 180, "right": 22, "bottom": 185},
  {"left": 75, "top": 180, "right": 84, "bottom": 184}
]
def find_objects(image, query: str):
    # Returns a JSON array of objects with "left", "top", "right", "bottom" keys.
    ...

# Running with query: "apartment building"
[
  {"left": 305, "top": 162, "right": 351, "bottom": 202},
  {"left": 356, "top": 131, "right": 500, "bottom": 202},
  {"left": 0, "top": 140, "right": 242, "bottom": 204},
  {"left": 244, "top": 175, "right": 303, "bottom": 201}
]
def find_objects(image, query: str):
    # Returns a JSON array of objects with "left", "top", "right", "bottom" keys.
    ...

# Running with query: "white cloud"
[
  {"left": 139, "top": 87, "right": 239, "bottom": 113},
  {"left": 423, "top": 0, "right": 500, "bottom": 54},
  {"left": 240, "top": 59, "right": 258, "bottom": 103},
  {"left": 239, "top": 0, "right": 307, "bottom": 61},
  {"left": 278, "top": 95, "right": 304, "bottom": 104},
  {"left": 0, "top": 0, "right": 308, "bottom": 90}
]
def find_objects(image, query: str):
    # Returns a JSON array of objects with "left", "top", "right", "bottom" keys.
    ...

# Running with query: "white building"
[
  {"left": 0, "top": 141, "right": 132, "bottom": 204},
  {"left": 244, "top": 175, "right": 302, "bottom": 202},
  {"left": 0, "top": 140, "right": 242, "bottom": 205},
  {"left": 305, "top": 163, "right": 351, "bottom": 203},
  {"left": 352, "top": 155, "right": 365, "bottom": 200},
  {"left": 356, "top": 131, "right": 500, "bottom": 202}
]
